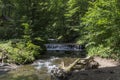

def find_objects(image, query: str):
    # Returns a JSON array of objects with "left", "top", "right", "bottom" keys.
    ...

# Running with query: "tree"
[
  {"left": 80, "top": 0, "right": 120, "bottom": 58},
  {"left": 62, "top": 0, "right": 91, "bottom": 42}
]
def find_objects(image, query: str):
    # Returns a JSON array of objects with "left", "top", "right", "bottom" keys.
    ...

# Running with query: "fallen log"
[
  {"left": 50, "top": 56, "right": 99, "bottom": 80},
  {"left": 59, "top": 58, "right": 80, "bottom": 72},
  {"left": 59, "top": 56, "right": 97, "bottom": 72}
]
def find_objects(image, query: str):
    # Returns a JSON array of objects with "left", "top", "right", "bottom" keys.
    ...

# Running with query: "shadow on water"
[
  {"left": 0, "top": 71, "right": 8, "bottom": 75},
  {"left": 41, "top": 50, "right": 88, "bottom": 59}
]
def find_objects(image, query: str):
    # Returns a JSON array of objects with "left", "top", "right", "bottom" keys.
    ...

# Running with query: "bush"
[
  {"left": 0, "top": 39, "right": 41, "bottom": 64},
  {"left": 87, "top": 45, "right": 112, "bottom": 58},
  {"left": 86, "top": 44, "right": 120, "bottom": 60}
]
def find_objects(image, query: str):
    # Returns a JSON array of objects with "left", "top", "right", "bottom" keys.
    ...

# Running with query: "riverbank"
[{"left": 69, "top": 57, "right": 120, "bottom": 80}]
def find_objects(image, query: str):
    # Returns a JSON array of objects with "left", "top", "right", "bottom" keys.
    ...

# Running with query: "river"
[{"left": 0, "top": 56, "right": 77, "bottom": 80}]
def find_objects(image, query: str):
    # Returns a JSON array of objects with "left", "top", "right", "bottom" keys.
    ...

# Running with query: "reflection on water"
[{"left": 0, "top": 57, "right": 77, "bottom": 80}]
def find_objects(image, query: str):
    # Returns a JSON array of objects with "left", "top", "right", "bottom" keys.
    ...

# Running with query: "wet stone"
[
  {"left": 50, "top": 68, "right": 70, "bottom": 80},
  {"left": 0, "top": 63, "right": 17, "bottom": 72}
]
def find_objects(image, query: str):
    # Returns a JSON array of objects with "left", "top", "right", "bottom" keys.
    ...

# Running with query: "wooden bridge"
[{"left": 45, "top": 43, "right": 85, "bottom": 51}]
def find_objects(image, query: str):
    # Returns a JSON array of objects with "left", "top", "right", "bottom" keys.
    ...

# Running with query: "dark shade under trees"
[{"left": 0, "top": 0, "right": 120, "bottom": 64}]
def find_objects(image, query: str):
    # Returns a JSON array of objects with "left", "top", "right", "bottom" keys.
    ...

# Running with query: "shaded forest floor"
[{"left": 70, "top": 57, "right": 120, "bottom": 80}]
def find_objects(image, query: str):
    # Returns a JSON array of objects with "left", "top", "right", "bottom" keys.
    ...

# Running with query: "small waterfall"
[{"left": 45, "top": 44, "right": 84, "bottom": 51}]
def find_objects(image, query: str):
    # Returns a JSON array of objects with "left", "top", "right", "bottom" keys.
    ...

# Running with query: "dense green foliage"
[
  {"left": 0, "top": 0, "right": 120, "bottom": 63},
  {"left": 0, "top": 40, "right": 40, "bottom": 64},
  {"left": 80, "top": 0, "right": 120, "bottom": 59}
]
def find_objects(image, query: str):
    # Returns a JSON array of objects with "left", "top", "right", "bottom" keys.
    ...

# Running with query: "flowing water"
[{"left": 0, "top": 56, "right": 77, "bottom": 80}]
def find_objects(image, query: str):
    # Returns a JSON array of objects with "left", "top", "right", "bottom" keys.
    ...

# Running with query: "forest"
[{"left": 0, "top": 0, "right": 120, "bottom": 64}]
